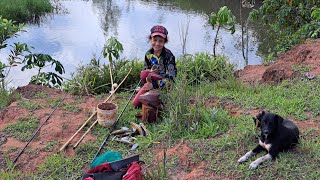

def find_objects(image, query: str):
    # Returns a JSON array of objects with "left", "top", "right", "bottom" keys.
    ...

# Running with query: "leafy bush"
[
  {"left": 0, "top": 0, "right": 52, "bottom": 22},
  {"left": 161, "top": 53, "right": 234, "bottom": 138},
  {"left": 0, "top": 16, "right": 65, "bottom": 89},
  {"left": 209, "top": 6, "right": 236, "bottom": 57},
  {"left": 250, "top": 0, "right": 320, "bottom": 54},
  {"left": 64, "top": 57, "right": 143, "bottom": 95},
  {"left": 177, "top": 53, "right": 234, "bottom": 83}
]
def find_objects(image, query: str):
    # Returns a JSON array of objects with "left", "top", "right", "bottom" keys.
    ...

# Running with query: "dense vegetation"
[
  {"left": 0, "top": 17, "right": 64, "bottom": 109},
  {"left": 251, "top": 0, "right": 320, "bottom": 54},
  {"left": 0, "top": 0, "right": 53, "bottom": 23}
]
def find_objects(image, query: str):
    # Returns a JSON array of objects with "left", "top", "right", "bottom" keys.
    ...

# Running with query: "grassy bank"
[
  {"left": 0, "top": 89, "right": 20, "bottom": 110},
  {"left": 0, "top": 0, "right": 53, "bottom": 22},
  {"left": 0, "top": 53, "right": 319, "bottom": 179}
]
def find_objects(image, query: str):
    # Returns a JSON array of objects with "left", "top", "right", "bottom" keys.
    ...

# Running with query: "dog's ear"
[
  {"left": 253, "top": 117, "right": 261, "bottom": 128},
  {"left": 256, "top": 110, "right": 265, "bottom": 119},
  {"left": 274, "top": 114, "right": 284, "bottom": 126}
]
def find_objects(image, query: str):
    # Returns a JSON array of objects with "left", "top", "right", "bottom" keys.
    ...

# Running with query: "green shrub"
[
  {"left": 64, "top": 56, "right": 143, "bottom": 95},
  {"left": 161, "top": 53, "right": 234, "bottom": 138},
  {"left": 250, "top": 0, "right": 320, "bottom": 54},
  {"left": 0, "top": 89, "right": 20, "bottom": 110},
  {"left": 0, "top": 0, "right": 52, "bottom": 22},
  {"left": 177, "top": 53, "right": 235, "bottom": 83}
]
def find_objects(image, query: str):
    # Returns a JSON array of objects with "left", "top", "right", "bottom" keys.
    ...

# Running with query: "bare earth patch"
[
  {"left": 235, "top": 39, "right": 320, "bottom": 84},
  {"left": 0, "top": 85, "right": 100, "bottom": 172},
  {"left": 153, "top": 140, "right": 220, "bottom": 180}
]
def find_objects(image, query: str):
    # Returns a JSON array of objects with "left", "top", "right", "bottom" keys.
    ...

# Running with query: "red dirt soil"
[
  {"left": 154, "top": 140, "right": 220, "bottom": 180},
  {"left": 0, "top": 85, "right": 100, "bottom": 172},
  {"left": 235, "top": 39, "right": 320, "bottom": 84}
]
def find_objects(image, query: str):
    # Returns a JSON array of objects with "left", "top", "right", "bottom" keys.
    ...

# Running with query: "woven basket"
[{"left": 97, "top": 102, "right": 118, "bottom": 127}]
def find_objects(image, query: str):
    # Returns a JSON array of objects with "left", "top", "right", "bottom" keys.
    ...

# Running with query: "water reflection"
[
  {"left": 92, "top": 0, "right": 121, "bottom": 36},
  {"left": 0, "top": 0, "right": 272, "bottom": 87}
]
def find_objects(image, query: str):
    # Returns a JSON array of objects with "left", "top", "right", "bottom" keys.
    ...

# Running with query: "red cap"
[{"left": 150, "top": 25, "right": 168, "bottom": 39}]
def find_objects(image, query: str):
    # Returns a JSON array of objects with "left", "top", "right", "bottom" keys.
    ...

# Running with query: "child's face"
[{"left": 150, "top": 36, "right": 165, "bottom": 52}]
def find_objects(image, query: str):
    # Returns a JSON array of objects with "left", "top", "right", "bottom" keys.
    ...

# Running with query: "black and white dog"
[{"left": 238, "top": 111, "right": 299, "bottom": 170}]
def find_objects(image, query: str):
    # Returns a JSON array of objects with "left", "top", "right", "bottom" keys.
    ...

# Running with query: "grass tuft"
[{"left": 3, "top": 116, "right": 39, "bottom": 141}]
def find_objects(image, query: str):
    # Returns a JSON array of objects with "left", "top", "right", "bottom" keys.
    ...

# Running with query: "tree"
[
  {"left": 0, "top": 16, "right": 64, "bottom": 88},
  {"left": 250, "top": 0, "right": 320, "bottom": 54},
  {"left": 209, "top": 6, "right": 236, "bottom": 57}
]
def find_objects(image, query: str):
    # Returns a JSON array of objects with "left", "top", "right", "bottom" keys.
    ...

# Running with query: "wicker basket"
[{"left": 97, "top": 102, "right": 118, "bottom": 127}]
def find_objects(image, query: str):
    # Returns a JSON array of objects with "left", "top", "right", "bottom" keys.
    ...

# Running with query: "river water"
[{"left": 0, "top": 0, "right": 271, "bottom": 87}]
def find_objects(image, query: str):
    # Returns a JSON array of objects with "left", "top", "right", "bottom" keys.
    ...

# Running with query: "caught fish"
[{"left": 111, "top": 127, "right": 132, "bottom": 135}]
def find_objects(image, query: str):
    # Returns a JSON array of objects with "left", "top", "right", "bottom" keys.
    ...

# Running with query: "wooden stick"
[
  {"left": 109, "top": 62, "right": 114, "bottom": 99},
  {"left": 59, "top": 112, "right": 96, "bottom": 152},
  {"left": 109, "top": 63, "right": 115, "bottom": 94},
  {"left": 59, "top": 68, "right": 132, "bottom": 152},
  {"left": 73, "top": 119, "right": 98, "bottom": 148},
  {"left": 73, "top": 66, "right": 133, "bottom": 149}
]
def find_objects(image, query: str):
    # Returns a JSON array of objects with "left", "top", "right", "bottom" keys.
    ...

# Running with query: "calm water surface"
[{"left": 0, "top": 0, "right": 271, "bottom": 87}]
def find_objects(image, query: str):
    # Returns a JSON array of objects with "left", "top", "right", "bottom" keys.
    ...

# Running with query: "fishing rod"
[
  {"left": 11, "top": 90, "right": 68, "bottom": 166},
  {"left": 91, "top": 80, "right": 141, "bottom": 164},
  {"left": 59, "top": 68, "right": 133, "bottom": 152}
]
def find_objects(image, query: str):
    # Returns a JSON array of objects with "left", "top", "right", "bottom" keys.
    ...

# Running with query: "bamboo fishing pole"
[
  {"left": 59, "top": 68, "right": 132, "bottom": 152},
  {"left": 73, "top": 63, "right": 118, "bottom": 149},
  {"left": 12, "top": 90, "right": 68, "bottom": 167},
  {"left": 91, "top": 79, "right": 141, "bottom": 163}
]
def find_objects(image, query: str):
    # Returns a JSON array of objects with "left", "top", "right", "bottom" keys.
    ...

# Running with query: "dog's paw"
[
  {"left": 248, "top": 162, "right": 258, "bottom": 170},
  {"left": 237, "top": 156, "right": 248, "bottom": 163}
]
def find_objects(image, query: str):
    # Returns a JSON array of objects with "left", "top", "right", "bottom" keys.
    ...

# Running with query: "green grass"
[
  {"left": 33, "top": 91, "right": 48, "bottom": 99},
  {"left": 187, "top": 115, "right": 320, "bottom": 179},
  {"left": 37, "top": 154, "right": 85, "bottom": 179},
  {"left": 0, "top": 89, "right": 20, "bottom": 110},
  {"left": 291, "top": 64, "right": 315, "bottom": 74},
  {"left": 0, "top": 0, "right": 53, "bottom": 23},
  {"left": 3, "top": 116, "right": 39, "bottom": 141},
  {"left": 64, "top": 57, "right": 144, "bottom": 95},
  {"left": 47, "top": 97, "right": 62, "bottom": 108},
  {"left": 18, "top": 99, "right": 43, "bottom": 110},
  {"left": 43, "top": 141, "right": 58, "bottom": 152},
  {"left": 202, "top": 78, "right": 320, "bottom": 120},
  {"left": 62, "top": 103, "right": 83, "bottom": 113},
  {"left": 1, "top": 53, "right": 320, "bottom": 179}
]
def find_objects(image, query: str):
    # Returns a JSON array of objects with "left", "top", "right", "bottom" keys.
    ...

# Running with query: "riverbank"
[
  {"left": 0, "top": 0, "right": 53, "bottom": 22},
  {"left": 0, "top": 39, "right": 320, "bottom": 178}
]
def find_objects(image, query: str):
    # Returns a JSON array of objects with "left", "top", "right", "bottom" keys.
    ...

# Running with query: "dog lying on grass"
[{"left": 238, "top": 111, "right": 299, "bottom": 170}]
